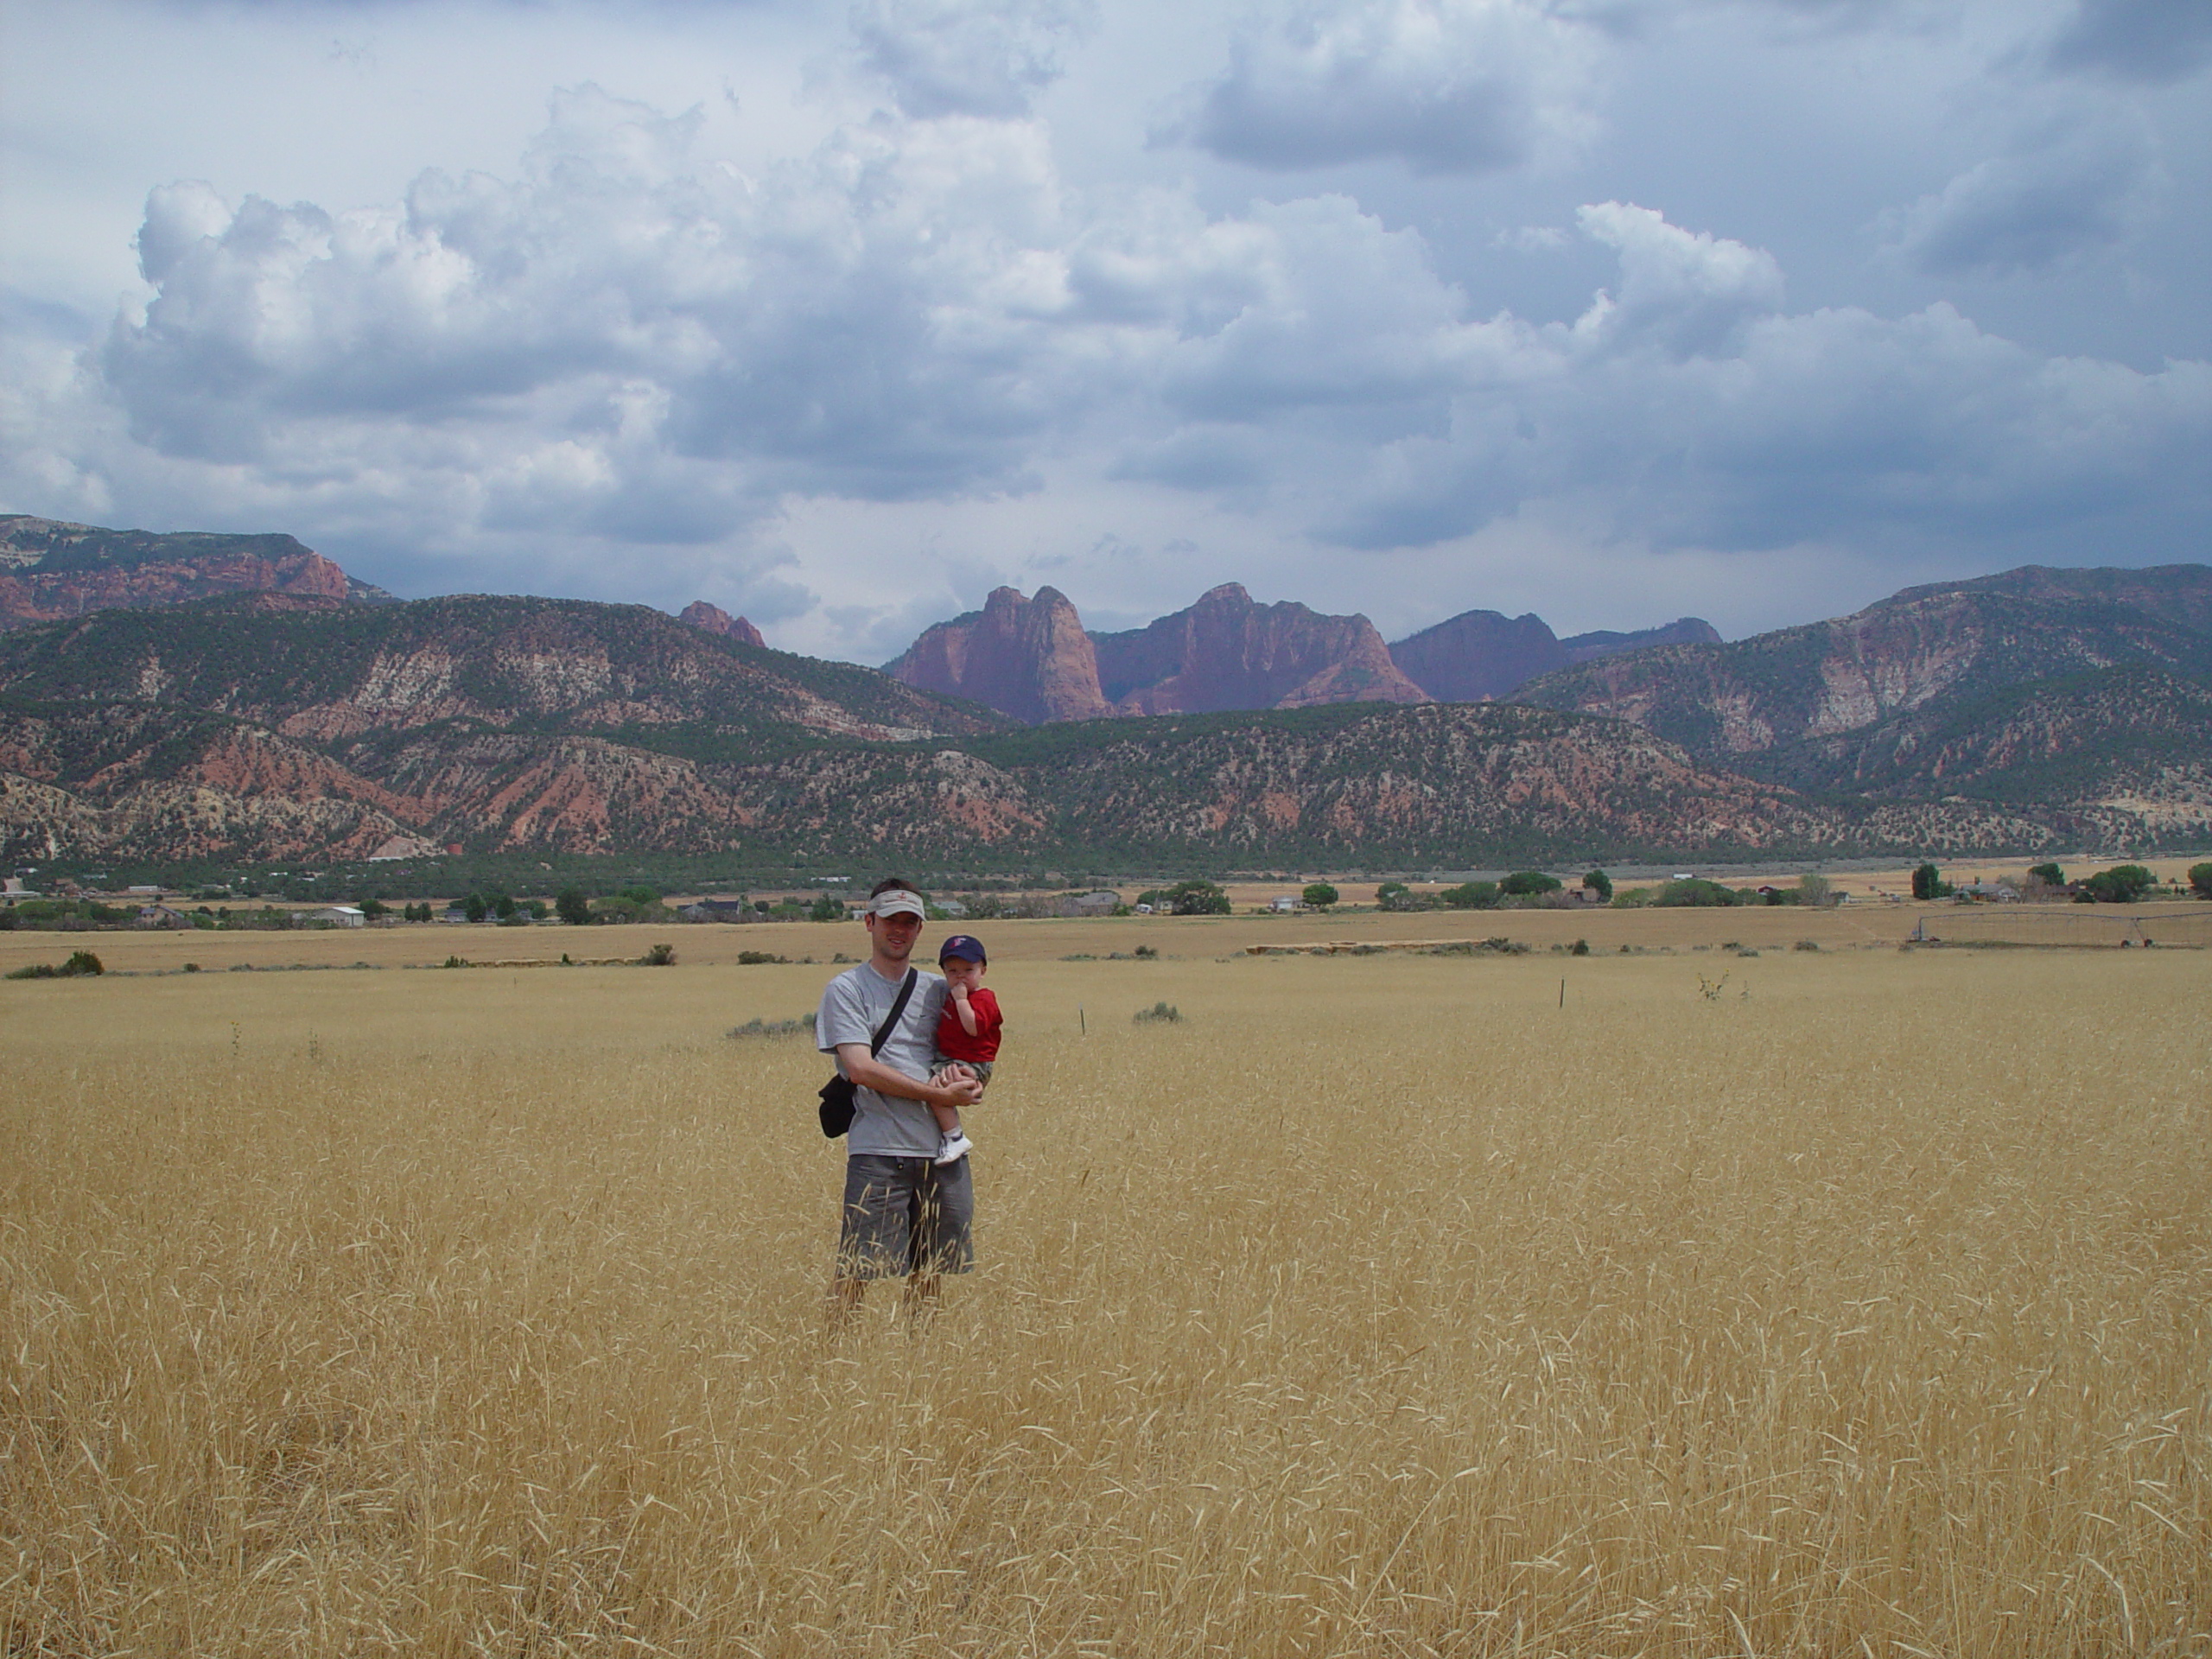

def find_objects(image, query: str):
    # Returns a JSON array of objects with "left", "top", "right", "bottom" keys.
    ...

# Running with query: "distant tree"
[
  {"left": 620, "top": 884, "right": 660, "bottom": 907},
  {"left": 1375, "top": 881, "right": 1425, "bottom": 912},
  {"left": 2190, "top": 862, "right": 2212, "bottom": 899},
  {"left": 1582, "top": 869, "right": 1612, "bottom": 903},
  {"left": 1165, "top": 880, "right": 1230, "bottom": 916},
  {"left": 1910, "top": 862, "right": 1951, "bottom": 901},
  {"left": 1439, "top": 880, "right": 1499, "bottom": 909},
  {"left": 359, "top": 898, "right": 387, "bottom": 919},
  {"left": 1500, "top": 871, "right": 1561, "bottom": 897},
  {"left": 1302, "top": 882, "right": 1339, "bottom": 909},
  {"left": 2027, "top": 862, "right": 2065, "bottom": 889},
  {"left": 491, "top": 893, "right": 516, "bottom": 919},
  {"left": 2080, "top": 864, "right": 2154, "bottom": 904},
  {"left": 464, "top": 892, "right": 488, "bottom": 924},
  {"left": 1655, "top": 879, "right": 1739, "bottom": 908},
  {"left": 1796, "top": 873, "right": 1832, "bottom": 907},
  {"left": 809, "top": 892, "right": 845, "bottom": 921},
  {"left": 555, "top": 886, "right": 592, "bottom": 926}
]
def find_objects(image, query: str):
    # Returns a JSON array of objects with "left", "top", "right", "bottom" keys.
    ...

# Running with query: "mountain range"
[
  {"left": 0, "top": 513, "right": 2205, "bottom": 870},
  {"left": 884, "top": 580, "right": 1719, "bottom": 720}
]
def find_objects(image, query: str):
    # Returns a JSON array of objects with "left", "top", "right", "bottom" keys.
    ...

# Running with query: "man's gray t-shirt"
[{"left": 817, "top": 963, "right": 949, "bottom": 1157}]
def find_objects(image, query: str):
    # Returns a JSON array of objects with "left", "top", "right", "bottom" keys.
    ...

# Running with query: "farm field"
[
  {"left": 10, "top": 887, "right": 2211, "bottom": 984},
  {"left": 3, "top": 937, "right": 2207, "bottom": 1656}
]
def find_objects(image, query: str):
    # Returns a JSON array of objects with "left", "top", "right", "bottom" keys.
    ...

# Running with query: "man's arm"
[{"left": 836, "top": 1043, "right": 981, "bottom": 1109}]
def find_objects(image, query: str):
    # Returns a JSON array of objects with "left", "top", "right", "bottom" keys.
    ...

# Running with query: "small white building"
[
  {"left": 1269, "top": 894, "right": 1300, "bottom": 912},
  {"left": 312, "top": 905, "right": 368, "bottom": 927}
]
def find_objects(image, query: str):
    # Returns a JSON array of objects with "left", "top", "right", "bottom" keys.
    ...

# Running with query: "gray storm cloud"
[{"left": 1166, "top": 0, "right": 1604, "bottom": 174}]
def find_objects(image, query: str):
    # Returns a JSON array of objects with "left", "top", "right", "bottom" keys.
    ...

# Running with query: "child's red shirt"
[{"left": 936, "top": 986, "right": 1002, "bottom": 1063}]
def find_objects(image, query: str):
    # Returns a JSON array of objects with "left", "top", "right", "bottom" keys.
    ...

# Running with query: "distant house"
[
  {"left": 678, "top": 898, "right": 753, "bottom": 923},
  {"left": 1072, "top": 891, "right": 1122, "bottom": 916},
  {"left": 933, "top": 899, "right": 969, "bottom": 919},
  {"left": 1269, "top": 894, "right": 1300, "bottom": 912},
  {"left": 134, "top": 905, "right": 192, "bottom": 930},
  {"left": 312, "top": 905, "right": 368, "bottom": 927}
]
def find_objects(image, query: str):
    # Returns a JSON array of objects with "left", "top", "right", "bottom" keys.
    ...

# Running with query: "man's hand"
[{"left": 838, "top": 1044, "right": 980, "bottom": 1109}]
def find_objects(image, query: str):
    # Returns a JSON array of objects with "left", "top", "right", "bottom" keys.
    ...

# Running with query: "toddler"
[{"left": 930, "top": 933, "right": 1001, "bottom": 1164}]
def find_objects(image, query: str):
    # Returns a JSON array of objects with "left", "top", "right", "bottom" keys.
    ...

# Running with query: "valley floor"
[{"left": 4, "top": 942, "right": 2207, "bottom": 1655}]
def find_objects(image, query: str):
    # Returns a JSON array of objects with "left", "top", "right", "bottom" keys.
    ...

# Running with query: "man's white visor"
[{"left": 868, "top": 889, "right": 925, "bottom": 919}]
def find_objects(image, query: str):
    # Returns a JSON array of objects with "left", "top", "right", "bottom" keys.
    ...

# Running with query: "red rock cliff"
[
  {"left": 886, "top": 587, "right": 1114, "bottom": 723},
  {"left": 1091, "top": 584, "right": 1428, "bottom": 715},
  {"left": 0, "top": 516, "right": 384, "bottom": 628}
]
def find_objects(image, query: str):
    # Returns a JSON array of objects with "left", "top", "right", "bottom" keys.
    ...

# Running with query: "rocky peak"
[
  {"left": 1389, "top": 610, "right": 1568, "bottom": 702},
  {"left": 885, "top": 586, "right": 1114, "bottom": 723},
  {"left": 1560, "top": 617, "right": 1722, "bottom": 664},
  {"left": 1091, "top": 586, "right": 1427, "bottom": 715},
  {"left": 1389, "top": 610, "right": 1724, "bottom": 702},
  {"left": 678, "top": 601, "right": 766, "bottom": 648}
]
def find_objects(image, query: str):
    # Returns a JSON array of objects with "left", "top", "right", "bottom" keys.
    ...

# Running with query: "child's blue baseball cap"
[{"left": 938, "top": 934, "right": 987, "bottom": 963}]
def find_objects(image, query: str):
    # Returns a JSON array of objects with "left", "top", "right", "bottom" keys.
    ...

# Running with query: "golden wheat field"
[{"left": 3, "top": 927, "right": 2208, "bottom": 1656}]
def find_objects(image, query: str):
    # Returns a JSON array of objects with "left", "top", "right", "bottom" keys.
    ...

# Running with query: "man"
[{"left": 816, "top": 877, "right": 984, "bottom": 1323}]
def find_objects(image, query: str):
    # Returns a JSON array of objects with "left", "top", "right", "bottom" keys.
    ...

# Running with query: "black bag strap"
[{"left": 867, "top": 969, "right": 919, "bottom": 1058}]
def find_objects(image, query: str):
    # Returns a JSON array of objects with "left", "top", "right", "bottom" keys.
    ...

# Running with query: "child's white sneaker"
[{"left": 934, "top": 1131, "right": 973, "bottom": 1166}]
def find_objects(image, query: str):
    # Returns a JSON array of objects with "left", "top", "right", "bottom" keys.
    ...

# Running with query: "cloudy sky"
[{"left": 3, "top": 0, "right": 2206, "bottom": 658}]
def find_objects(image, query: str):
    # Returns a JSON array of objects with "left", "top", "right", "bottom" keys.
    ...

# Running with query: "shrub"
[
  {"left": 728, "top": 1014, "right": 815, "bottom": 1039},
  {"left": 1301, "top": 882, "right": 1339, "bottom": 909},
  {"left": 1134, "top": 1001, "right": 1183, "bottom": 1024},
  {"left": 639, "top": 943, "right": 677, "bottom": 966},
  {"left": 735, "top": 950, "right": 788, "bottom": 965},
  {"left": 1570, "top": 938, "right": 1590, "bottom": 957},
  {"left": 1500, "top": 871, "right": 1562, "bottom": 897},
  {"left": 2080, "top": 864, "right": 2154, "bottom": 905},
  {"left": 1133, "top": 944, "right": 1158, "bottom": 959},
  {"left": 1794, "top": 940, "right": 1820, "bottom": 951},
  {"left": 2190, "top": 862, "right": 2212, "bottom": 900}
]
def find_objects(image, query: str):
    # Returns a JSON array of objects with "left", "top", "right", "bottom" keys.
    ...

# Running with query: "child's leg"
[{"left": 929, "top": 1060, "right": 971, "bottom": 1136}]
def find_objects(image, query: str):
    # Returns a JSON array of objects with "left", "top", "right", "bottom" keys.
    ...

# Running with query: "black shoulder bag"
[{"left": 817, "top": 968, "right": 918, "bottom": 1139}]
